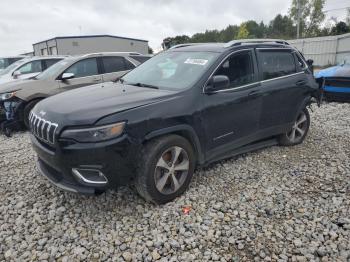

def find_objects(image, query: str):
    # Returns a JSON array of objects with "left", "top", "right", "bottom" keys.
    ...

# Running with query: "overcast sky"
[{"left": 0, "top": 0, "right": 348, "bottom": 55}]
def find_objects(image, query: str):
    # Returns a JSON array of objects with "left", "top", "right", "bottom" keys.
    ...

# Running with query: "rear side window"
[
  {"left": 102, "top": 57, "right": 133, "bottom": 73},
  {"left": 64, "top": 58, "right": 98, "bottom": 78},
  {"left": 259, "top": 51, "right": 296, "bottom": 80},
  {"left": 44, "top": 59, "right": 61, "bottom": 69}
]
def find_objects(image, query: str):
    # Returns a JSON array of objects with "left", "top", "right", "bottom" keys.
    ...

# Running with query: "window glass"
[
  {"left": 102, "top": 57, "right": 126, "bottom": 73},
  {"left": 130, "top": 55, "right": 151, "bottom": 63},
  {"left": 64, "top": 58, "right": 98, "bottom": 78},
  {"left": 125, "top": 59, "right": 135, "bottom": 70},
  {"left": 214, "top": 51, "right": 255, "bottom": 88},
  {"left": 45, "top": 59, "right": 61, "bottom": 69},
  {"left": 260, "top": 51, "right": 296, "bottom": 80},
  {"left": 18, "top": 60, "right": 43, "bottom": 74},
  {"left": 122, "top": 51, "right": 219, "bottom": 90}
]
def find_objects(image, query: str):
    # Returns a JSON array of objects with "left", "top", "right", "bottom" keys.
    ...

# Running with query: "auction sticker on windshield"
[{"left": 184, "top": 58, "right": 208, "bottom": 66}]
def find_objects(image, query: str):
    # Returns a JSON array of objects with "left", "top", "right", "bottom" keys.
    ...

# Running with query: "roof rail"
[
  {"left": 169, "top": 43, "right": 214, "bottom": 50},
  {"left": 224, "top": 39, "right": 290, "bottom": 48},
  {"left": 81, "top": 52, "right": 142, "bottom": 57}
]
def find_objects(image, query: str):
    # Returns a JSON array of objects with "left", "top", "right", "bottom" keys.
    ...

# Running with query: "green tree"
[
  {"left": 330, "top": 21, "right": 350, "bottom": 35},
  {"left": 148, "top": 46, "right": 154, "bottom": 54},
  {"left": 237, "top": 23, "right": 249, "bottom": 39},
  {"left": 268, "top": 14, "right": 296, "bottom": 39},
  {"left": 289, "top": 0, "right": 326, "bottom": 37}
]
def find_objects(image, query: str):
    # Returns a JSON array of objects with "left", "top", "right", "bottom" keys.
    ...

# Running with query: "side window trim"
[{"left": 203, "top": 49, "right": 259, "bottom": 93}]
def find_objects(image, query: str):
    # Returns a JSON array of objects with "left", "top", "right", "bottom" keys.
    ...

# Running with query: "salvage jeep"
[{"left": 30, "top": 40, "right": 320, "bottom": 204}]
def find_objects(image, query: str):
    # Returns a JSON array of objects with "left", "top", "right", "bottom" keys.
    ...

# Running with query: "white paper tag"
[{"left": 184, "top": 58, "right": 208, "bottom": 66}]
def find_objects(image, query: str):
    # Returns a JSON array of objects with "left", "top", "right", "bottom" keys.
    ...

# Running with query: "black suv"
[{"left": 30, "top": 40, "right": 319, "bottom": 204}]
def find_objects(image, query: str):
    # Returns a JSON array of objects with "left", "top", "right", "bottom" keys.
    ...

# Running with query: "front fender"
[{"left": 144, "top": 124, "right": 204, "bottom": 164}]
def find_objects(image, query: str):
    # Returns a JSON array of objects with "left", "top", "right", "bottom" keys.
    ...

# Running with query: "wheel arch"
[
  {"left": 295, "top": 95, "right": 312, "bottom": 121},
  {"left": 143, "top": 125, "right": 204, "bottom": 164}
]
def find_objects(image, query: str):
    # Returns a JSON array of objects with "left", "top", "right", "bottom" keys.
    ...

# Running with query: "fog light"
[{"left": 72, "top": 168, "right": 108, "bottom": 185}]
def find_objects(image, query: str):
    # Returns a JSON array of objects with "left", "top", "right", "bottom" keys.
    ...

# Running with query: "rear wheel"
[
  {"left": 278, "top": 108, "right": 310, "bottom": 146},
  {"left": 23, "top": 99, "right": 41, "bottom": 129},
  {"left": 135, "top": 135, "right": 196, "bottom": 204}
]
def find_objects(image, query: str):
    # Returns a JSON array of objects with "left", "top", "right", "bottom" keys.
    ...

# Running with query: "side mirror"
[
  {"left": 306, "top": 59, "right": 314, "bottom": 67},
  {"left": 13, "top": 70, "right": 21, "bottom": 78},
  {"left": 204, "top": 75, "right": 230, "bottom": 93},
  {"left": 306, "top": 59, "right": 314, "bottom": 74},
  {"left": 61, "top": 72, "right": 75, "bottom": 81}
]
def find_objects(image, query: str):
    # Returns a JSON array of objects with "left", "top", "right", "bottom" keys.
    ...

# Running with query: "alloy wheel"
[
  {"left": 154, "top": 146, "right": 190, "bottom": 195},
  {"left": 287, "top": 111, "right": 308, "bottom": 142}
]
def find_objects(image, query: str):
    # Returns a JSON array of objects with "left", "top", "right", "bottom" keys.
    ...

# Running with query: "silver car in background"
[
  {"left": 0, "top": 56, "right": 64, "bottom": 84},
  {"left": 0, "top": 56, "right": 27, "bottom": 72}
]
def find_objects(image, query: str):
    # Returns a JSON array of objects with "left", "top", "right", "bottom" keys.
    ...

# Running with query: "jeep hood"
[{"left": 33, "top": 82, "right": 177, "bottom": 126}]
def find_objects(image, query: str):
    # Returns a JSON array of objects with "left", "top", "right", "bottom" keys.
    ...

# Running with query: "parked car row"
[
  {"left": 23, "top": 39, "right": 321, "bottom": 204},
  {"left": 0, "top": 52, "right": 150, "bottom": 133}
]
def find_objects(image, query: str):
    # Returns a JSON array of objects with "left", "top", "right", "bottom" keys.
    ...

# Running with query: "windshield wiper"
[{"left": 128, "top": 82, "right": 159, "bottom": 89}]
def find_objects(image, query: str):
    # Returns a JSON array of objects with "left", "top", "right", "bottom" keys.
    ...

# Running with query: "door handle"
[
  {"left": 248, "top": 90, "right": 260, "bottom": 96},
  {"left": 296, "top": 80, "right": 307, "bottom": 86},
  {"left": 92, "top": 78, "right": 101, "bottom": 82}
]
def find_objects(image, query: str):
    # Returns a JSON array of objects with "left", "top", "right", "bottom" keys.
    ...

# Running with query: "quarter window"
[
  {"left": 64, "top": 58, "right": 98, "bottom": 78},
  {"left": 18, "top": 60, "right": 43, "bottom": 74},
  {"left": 214, "top": 51, "right": 255, "bottom": 88},
  {"left": 259, "top": 51, "right": 296, "bottom": 80}
]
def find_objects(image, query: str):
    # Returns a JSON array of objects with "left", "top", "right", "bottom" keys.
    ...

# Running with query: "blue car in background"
[{"left": 315, "top": 58, "right": 350, "bottom": 102}]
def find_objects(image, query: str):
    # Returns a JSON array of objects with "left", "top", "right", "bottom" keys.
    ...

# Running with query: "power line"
[{"left": 324, "top": 7, "right": 350, "bottom": 12}]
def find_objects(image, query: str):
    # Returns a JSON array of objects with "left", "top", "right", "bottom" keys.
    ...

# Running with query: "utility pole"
[{"left": 297, "top": 0, "right": 301, "bottom": 38}]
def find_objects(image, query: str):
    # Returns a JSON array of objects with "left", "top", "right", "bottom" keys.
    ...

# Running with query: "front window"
[
  {"left": 122, "top": 51, "right": 220, "bottom": 90},
  {"left": 214, "top": 51, "right": 255, "bottom": 88},
  {"left": 64, "top": 58, "right": 98, "bottom": 78},
  {"left": 35, "top": 58, "right": 74, "bottom": 80},
  {"left": 18, "top": 60, "right": 43, "bottom": 74}
]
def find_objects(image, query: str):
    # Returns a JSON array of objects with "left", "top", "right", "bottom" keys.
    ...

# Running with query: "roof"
[{"left": 33, "top": 34, "right": 148, "bottom": 45}]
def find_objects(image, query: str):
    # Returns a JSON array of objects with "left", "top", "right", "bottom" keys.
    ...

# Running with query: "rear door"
[
  {"left": 100, "top": 56, "right": 135, "bottom": 82},
  {"left": 58, "top": 58, "right": 102, "bottom": 90},
  {"left": 257, "top": 48, "right": 309, "bottom": 131}
]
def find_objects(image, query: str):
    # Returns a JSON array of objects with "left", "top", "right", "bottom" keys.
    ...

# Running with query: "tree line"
[{"left": 162, "top": 0, "right": 350, "bottom": 49}]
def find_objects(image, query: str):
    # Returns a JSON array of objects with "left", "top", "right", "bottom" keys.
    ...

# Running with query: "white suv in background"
[{"left": 0, "top": 56, "right": 64, "bottom": 84}]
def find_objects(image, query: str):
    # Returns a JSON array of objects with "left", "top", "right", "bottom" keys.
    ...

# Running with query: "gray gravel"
[{"left": 0, "top": 102, "right": 349, "bottom": 261}]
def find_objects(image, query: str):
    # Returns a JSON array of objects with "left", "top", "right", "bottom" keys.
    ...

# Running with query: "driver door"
[
  {"left": 201, "top": 49, "right": 263, "bottom": 159},
  {"left": 59, "top": 58, "right": 102, "bottom": 91}
]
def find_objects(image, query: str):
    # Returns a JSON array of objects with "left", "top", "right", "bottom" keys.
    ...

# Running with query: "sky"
[{"left": 0, "top": 0, "right": 348, "bottom": 55}]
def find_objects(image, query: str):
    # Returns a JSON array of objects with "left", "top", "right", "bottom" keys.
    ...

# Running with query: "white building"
[{"left": 33, "top": 35, "right": 149, "bottom": 56}]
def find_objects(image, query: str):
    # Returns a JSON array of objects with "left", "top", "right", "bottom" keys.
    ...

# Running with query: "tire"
[
  {"left": 23, "top": 99, "right": 41, "bottom": 129},
  {"left": 278, "top": 108, "right": 310, "bottom": 146},
  {"left": 135, "top": 135, "right": 196, "bottom": 204}
]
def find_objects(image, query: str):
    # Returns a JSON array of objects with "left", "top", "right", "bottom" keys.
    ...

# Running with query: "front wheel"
[
  {"left": 278, "top": 108, "right": 310, "bottom": 146},
  {"left": 135, "top": 135, "right": 196, "bottom": 204}
]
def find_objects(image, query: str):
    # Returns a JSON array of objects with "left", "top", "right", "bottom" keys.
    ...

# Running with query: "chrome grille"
[{"left": 29, "top": 112, "right": 58, "bottom": 144}]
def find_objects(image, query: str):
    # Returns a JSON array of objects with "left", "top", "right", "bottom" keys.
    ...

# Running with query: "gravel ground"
[{"left": 0, "top": 103, "right": 349, "bottom": 262}]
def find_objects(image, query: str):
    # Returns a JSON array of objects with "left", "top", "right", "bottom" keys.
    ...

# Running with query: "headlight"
[
  {"left": 61, "top": 122, "right": 126, "bottom": 142},
  {"left": 0, "top": 92, "right": 16, "bottom": 101}
]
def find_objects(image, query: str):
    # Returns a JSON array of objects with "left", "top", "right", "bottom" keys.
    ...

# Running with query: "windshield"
[
  {"left": 36, "top": 58, "right": 73, "bottom": 80},
  {"left": 122, "top": 51, "right": 220, "bottom": 90},
  {"left": 0, "top": 60, "right": 25, "bottom": 76}
]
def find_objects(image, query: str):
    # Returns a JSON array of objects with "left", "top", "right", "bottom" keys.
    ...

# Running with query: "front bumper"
[{"left": 31, "top": 134, "right": 139, "bottom": 194}]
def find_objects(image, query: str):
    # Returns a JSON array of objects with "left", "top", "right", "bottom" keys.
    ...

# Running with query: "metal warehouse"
[
  {"left": 289, "top": 33, "right": 350, "bottom": 67},
  {"left": 32, "top": 34, "right": 149, "bottom": 56}
]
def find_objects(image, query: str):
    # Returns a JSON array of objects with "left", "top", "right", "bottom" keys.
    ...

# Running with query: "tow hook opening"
[{"left": 72, "top": 168, "right": 108, "bottom": 185}]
